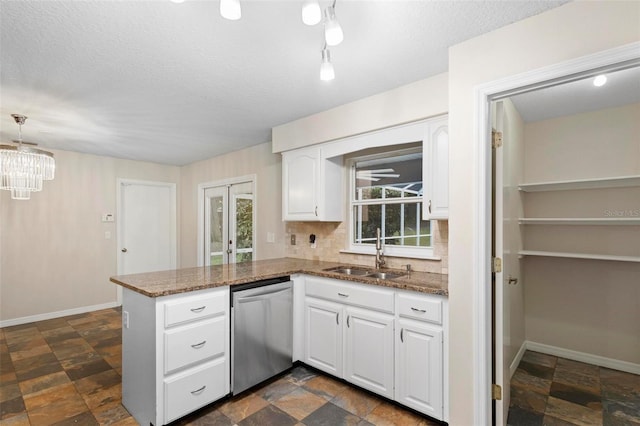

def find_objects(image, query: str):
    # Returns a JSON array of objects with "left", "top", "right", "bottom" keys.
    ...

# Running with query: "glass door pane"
[
  {"left": 204, "top": 186, "right": 228, "bottom": 266},
  {"left": 231, "top": 182, "right": 254, "bottom": 264}
]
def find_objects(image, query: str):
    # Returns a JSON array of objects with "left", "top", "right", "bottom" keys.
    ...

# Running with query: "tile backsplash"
[{"left": 285, "top": 220, "right": 448, "bottom": 274}]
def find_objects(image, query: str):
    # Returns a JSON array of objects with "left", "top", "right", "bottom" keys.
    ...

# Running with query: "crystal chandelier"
[{"left": 0, "top": 114, "right": 55, "bottom": 200}]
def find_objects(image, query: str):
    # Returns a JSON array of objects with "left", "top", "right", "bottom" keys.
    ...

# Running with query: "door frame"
[
  {"left": 471, "top": 42, "right": 640, "bottom": 425},
  {"left": 197, "top": 174, "right": 257, "bottom": 267},
  {"left": 116, "top": 178, "right": 177, "bottom": 303}
]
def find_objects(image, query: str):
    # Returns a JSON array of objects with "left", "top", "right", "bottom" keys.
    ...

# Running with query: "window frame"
[{"left": 348, "top": 147, "right": 434, "bottom": 258}]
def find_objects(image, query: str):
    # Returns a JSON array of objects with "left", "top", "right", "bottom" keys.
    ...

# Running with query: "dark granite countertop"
[{"left": 110, "top": 257, "right": 448, "bottom": 298}]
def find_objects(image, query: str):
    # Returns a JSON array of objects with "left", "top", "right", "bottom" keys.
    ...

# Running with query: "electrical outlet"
[
  {"left": 290, "top": 234, "right": 296, "bottom": 245},
  {"left": 123, "top": 311, "right": 130, "bottom": 329}
]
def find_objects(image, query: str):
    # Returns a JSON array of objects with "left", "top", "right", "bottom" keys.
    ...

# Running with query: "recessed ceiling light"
[{"left": 593, "top": 75, "right": 607, "bottom": 87}]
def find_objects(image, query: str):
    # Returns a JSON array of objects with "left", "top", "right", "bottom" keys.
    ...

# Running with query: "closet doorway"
[
  {"left": 199, "top": 177, "right": 256, "bottom": 266},
  {"left": 491, "top": 64, "right": 640, "bottom": 425}
]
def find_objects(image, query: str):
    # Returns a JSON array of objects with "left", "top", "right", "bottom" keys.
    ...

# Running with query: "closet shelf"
[
  {"left": 518, "top": 175, "right": 640, "bottom": 192},
  {"left": 518, "top": 250, "right": 640, "bottom": 263},
  {"left": 519, "top": 218, "right": 640, "bottom": 225}
]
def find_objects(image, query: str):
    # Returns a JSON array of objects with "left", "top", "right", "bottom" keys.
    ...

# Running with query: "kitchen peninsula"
[{"left": 111, "top": 258, "right": 449, "bottom": 425}]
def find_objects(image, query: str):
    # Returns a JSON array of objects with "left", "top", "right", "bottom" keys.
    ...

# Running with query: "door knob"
[{"left": 121, "top": 248, "right": 128, "bottom": 253}]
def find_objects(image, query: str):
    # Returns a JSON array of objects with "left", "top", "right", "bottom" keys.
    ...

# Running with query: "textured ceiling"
[{"left": 0, "top": 0, "right": 568, "bottom": 166}]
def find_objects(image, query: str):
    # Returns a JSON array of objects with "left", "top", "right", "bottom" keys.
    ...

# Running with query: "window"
[{"left": 350, "top": 147, "right": 432, "bottom": 257}]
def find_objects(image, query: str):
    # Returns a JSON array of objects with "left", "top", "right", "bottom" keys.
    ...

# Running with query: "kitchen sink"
[
  {"left": 365, "top": 271, "right": 405, "bottom": 280},
  {"left": 324, "top": 266, "right": 405, "bottom": 280},
  {"left": 324, "top": 267, "right": 371, "bottom": 276}
]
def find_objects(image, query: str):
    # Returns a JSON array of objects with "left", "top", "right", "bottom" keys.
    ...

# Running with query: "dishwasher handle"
[{"left": 235, "top": 287, "right": 291, "bottom": 304}]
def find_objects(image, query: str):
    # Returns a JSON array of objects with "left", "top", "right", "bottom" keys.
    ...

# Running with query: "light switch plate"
[{"left": 102, "top": 214, "right": 115, "bottom": 222}]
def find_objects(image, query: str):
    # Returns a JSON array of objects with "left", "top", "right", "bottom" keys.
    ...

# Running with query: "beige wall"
[
  {"left": 448, "top": 2, "right": 640, "bottom": 424},
  {"left": 524, "top": 103, "right": 640, "bottom": 182},
  {"left": 0, "top": 148, "right": 179, "bottom": 322},
  {"left": 521, "top": 103, "right": 640, "bottom": 363},
  {"left": 272, "top": 73, "right": 448, "bottom": 153},
  {"left": 179, "top": 142, "right": 286, "bottom": 268}
]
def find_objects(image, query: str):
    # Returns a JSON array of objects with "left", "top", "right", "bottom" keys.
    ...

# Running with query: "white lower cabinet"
[
  {"left": 395, "top": 319, "right": 443, "bottom": 419},
  {"left": 344, "top": 306, "right": 394, "bottom": 399},
  {"left": 122, "top": 286, "right": 230, "bottom": 426},
  {"left": 304, "top": 297, "right": 344, "bottom": 376},
  {"left": 302, "top": 276, "right": 447, "bottom": 422}
]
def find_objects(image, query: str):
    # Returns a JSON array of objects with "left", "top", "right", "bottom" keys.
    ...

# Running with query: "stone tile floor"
[
  {"left": 0, "top": 307, "right": 440, "bottom": 425},
  {"left": 507, "top": 350, "right": 640, "bottom": 426}
]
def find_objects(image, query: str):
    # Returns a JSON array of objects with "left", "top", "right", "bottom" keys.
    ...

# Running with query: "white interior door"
[
  {"left": 203, "top": 181, "right": 254, "bottom": 266},
  {"left": 492, "top": 101, "right": 508, "bottom": 425},
  {"left": 119, "top": 180, "right": 177, "bottom": 276},
  {"left": 493, "top": 99, "right": 526, "bottom": 425}
]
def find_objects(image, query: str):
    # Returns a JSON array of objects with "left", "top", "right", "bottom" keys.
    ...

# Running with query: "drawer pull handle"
[
  {"left": 411, "top": 307, "right": 427, "bottom": 313},
  {"left": 347, "top": 315, "right": 350, "bottom": 328},
  {"left": 336, "top": 312, "right": 339, "bottom": 325},
  {"left": 190, "top": 306, "right": 206, "bottom": 313},
  {"left": 400, "top": 328, "right": 404, "bottom": 343},
  {"left": 191, "top": 385, "right": 206, "bottom": 395},
  {"left": 338, "top": 293, "right": 349, "bottom": 297},
  {"left": 191, "top": 341, "right": 207, "bottom": 349}
]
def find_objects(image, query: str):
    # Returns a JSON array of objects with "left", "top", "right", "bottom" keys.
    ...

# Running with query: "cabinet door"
[
  {"left": 344, "top": 307, "right": 394, "bottom": 398},
  {"left": 423, "top": 118, "right": 449, "bottom": 220},
  {"left": 304, "top": 297, "right": 343, "bottom": 376},
  {"left": 282, "top": 147, "right": 319, "bottom": 221},
  {"left": 395, "top": 319, "right": 443, "bottom": 420}
]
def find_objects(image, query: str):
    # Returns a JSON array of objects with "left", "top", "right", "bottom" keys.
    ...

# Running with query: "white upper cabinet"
[
  {"left": 423, "top": 117, "right": 449, "bottom": 219},
  {"left": 282, "top": 146, "right": 343, "bottom": 221}
]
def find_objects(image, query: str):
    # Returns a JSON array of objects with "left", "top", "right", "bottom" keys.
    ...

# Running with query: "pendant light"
[
  {"left": 0, "top": 114, "right": 55, "bottom": 200},
  {"left": 323, "top": 4, "right": 343, "bottom": 46},
  {"left": 320, "top": 45, "right": 335, "bottom": 81}
]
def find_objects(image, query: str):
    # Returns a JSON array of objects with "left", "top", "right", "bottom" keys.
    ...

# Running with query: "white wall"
[
  {"left": 0, "top": 148, "right": 180, "bottom": 323},
  {"left": 522, "top": 103, "right": 640, "bottom": 364},
  {"left": 272, "top": 73, "right": 448, "bottom": 152},
  {"left": 448, "top": 2, "right": 640, "bottom": 424},
  {"left": 179, "top": 142, "right": 286, "bottom": 268}
]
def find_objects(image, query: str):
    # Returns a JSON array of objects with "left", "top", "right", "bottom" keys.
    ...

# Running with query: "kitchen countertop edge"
[{"left": 110, "top": 258, "right": 448, "bottom": 298}]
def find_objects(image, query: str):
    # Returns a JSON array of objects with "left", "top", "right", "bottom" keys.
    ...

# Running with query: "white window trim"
[{"left": 347, "top": 148, "right": 435, "bottom": 258}]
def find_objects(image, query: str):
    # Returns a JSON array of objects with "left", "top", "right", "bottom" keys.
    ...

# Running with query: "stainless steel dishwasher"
[{"left": 231, "top": 277, "right": 293, "bottom": 394}]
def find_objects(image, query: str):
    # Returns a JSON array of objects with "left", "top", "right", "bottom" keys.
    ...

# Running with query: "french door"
[{"left": 203, "top": 181, "right": 254, "bottom": 265}]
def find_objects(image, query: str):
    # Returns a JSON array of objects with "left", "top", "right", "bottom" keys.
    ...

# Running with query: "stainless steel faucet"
[{"left": 375, "top": 228, "right": 386, "bottom": 269}]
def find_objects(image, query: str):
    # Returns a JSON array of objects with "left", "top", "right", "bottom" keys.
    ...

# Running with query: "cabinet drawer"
[
  {"left": 164, "top": 358, "right": 227, "bottom": 423},
  {"left": 164, "top": 317, "right": 226, "bottom": 374},
  {"left": 397, "top": 293, "right": 442, "bottom": 325},
  {"left": 305, "top": 276, "right": 394, "bottom": 314},
  {"left": 164, "top": 291, "right": 227, "bottom": 327}
]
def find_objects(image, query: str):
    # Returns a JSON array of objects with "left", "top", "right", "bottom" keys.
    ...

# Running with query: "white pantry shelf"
[
  {"left": 519, "top": 250, "right": 640, "bottom": 263},
  {"left": 518, "top": 175, "right": 640, "bottom": 192},
  {"left": 519, "top": 218, "right": 640, "bottom": 225}
]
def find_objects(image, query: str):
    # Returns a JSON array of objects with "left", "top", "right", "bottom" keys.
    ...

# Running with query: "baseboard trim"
[
  {"left": 526, "top": 341, "right": 640, "bottom": 375},
  {"left": 509, "top": 341, "right": 528, "bottom": 379},
  {"left": 0, "top": 302, "right": 121, "bottom": 328}
]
